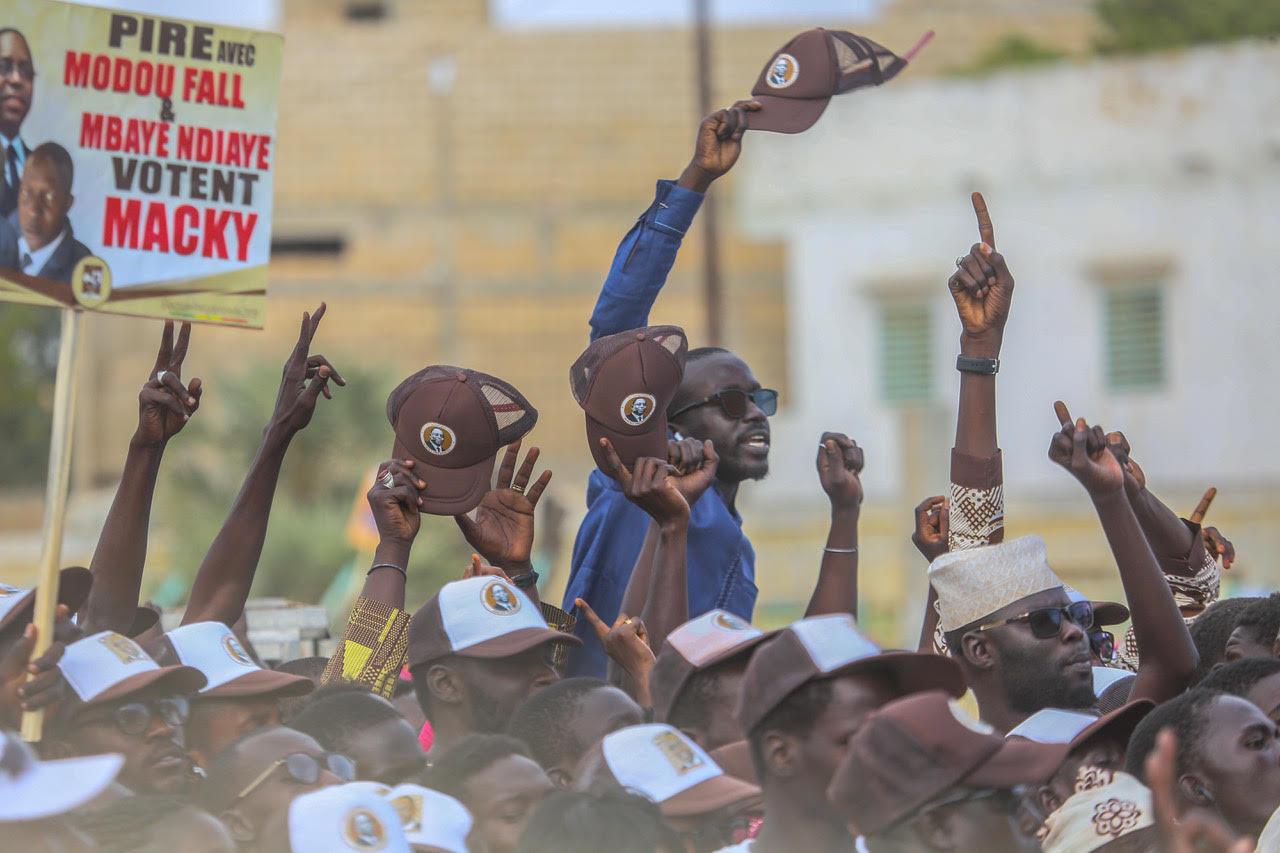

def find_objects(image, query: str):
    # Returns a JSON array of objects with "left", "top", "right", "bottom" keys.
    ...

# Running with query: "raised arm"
[
  {"left": 588, "top": 102, "right": 757, "bottom": 341},
  {"left": 80, "top": 322, "right": 200, "bottom": 635},
  {"left": 181, "top": 305, "right": 343, "bottom": 626},
  {"left": 805, "top": 433, "right": 863, "bottom": 617},
  {"left": 910, "top": 496, "right": 949, "bottom": 651},
  {"left": 1049, "top": 403, "right": 1198, "bottom": 702}
]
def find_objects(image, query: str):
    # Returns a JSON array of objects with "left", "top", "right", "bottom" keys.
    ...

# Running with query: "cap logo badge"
[
  {"left": 390, "top": 793, "right": 423, "bottom": 832},
  {"left": 652, "top": 730, "right": 704, "bottom": 776},
  {"left": 222, "top": 633, "right": 256, "bottom": 668},
  {"left": 1091, "top": 798, "right": 1141, "bottom": 838},
  {"left": 342, "top": 807, "right": 389, "bottom": 851},
  {"left": 0, "top": 583, "right": 22, "bottom": 597},
  {"left": 99, "top": 633, "right": 147, "bottom": 665},
  {"left": 713, "top": 612, "right": 749, "bottom": 632},
  {"left": 767, "top": 54, "right": 799, "bottom": 88},
  {"left": 620, "top": 393, "right": 656, "bottom": 426},
  {"left": 419, "top": 422, "right": 456, "bottom": 456},
  {"left": 481, "top": 579, "right": 522, "bottom": 616}
]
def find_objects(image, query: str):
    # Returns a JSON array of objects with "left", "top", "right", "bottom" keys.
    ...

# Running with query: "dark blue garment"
[{"left": 563, "top": 178, "right": 759, "bottom": 678}]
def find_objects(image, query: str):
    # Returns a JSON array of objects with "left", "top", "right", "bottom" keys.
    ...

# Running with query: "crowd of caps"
[{"left": 2, "top": 22, "right": 1277, "bottom": 853}]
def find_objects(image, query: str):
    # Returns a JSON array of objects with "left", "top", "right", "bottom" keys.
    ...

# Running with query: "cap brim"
[
  {"left": 745, "top": 94, "right": 830, "bottom": 134},
  {"left": 89, "top": 664, "right": 208, "bottom": 706},
  {"left": 660, "top": 773, "right": 762, "bottom": 817},
  {"left": 586, "top": 414, "right": 669, "bottom": 473},
  {"left": 965, "top": 737, "right": 1071, "bottom": 787},
  {"left": 393, "top": 437, "right": 492, "bottom": 516},
  {"left": 454, "top": 626, "right": 581, "bottom": 659},
  {"left": 128, "top": 607, "right": 160, "bottom": 638},
  {"left": 1093, "top": 601, "right": 1130, "bottom": 626},
  {"left": 708, "top": 740, "right": 758, "bottom": 785},
  {"left": 834, "top": 650, "right": 967, "bottom": 701},
  {"left": 200, "top": 667, "right": 316, "bottom": 699},
  {"left": 1069, "top": 699, "right": 1153, "bottom": 754},
  {"left": 0, "top": 566, "right": 94, "bottom": 634},
  {"left": 0, "top": 751, "right": 124, "bottom": 821}
]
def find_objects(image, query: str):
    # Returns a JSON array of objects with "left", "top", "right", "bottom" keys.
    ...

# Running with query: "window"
[
  {"left": 344, "top": 2, "right": 388, "bottom": 22},
  {"left": 1104, "top": 286, "right": 1165, "bottom": 391},
  {"left": 877, "top": 301, "right": 933, "bottom": 404},
  {"left": 271, "top": 236, "right": 346, "bottom": 257}
]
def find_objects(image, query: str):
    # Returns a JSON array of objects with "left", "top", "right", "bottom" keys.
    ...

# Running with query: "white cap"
[
  {"left": 165, "top": 622, "right": 313, "bottom": 699},
  {"left": 665, "top": 610, "right": 764, "bottom": 666},
  {"left": 288, "top": 783, "right": 411, "bottom": 853},
  {"left": 384, "top": 784, "right": 471, "bottom": 853},
  {"left": 1006, "top": 709, "right": 1099, "bottom": 744},
  {"left": 600, "top": 724, "right": 761, "bottom": 817},
  {"left": 57, "top": 630, "right": 206, "bottom": 705},
  {"left": 1093, "top": 666, "right": 1132, "bottom": 697},
  {"left": 0, "top": 731, "right": 123, "bottom": 822},
  {"left": 1042, "top": 772, "right": 1154, "bottom": 853},
  {"left": 928, "top": 535, "right": 1065, "bottom": 631},
  {"left": 0, "top": 568, "right": 92, "bottom": 634}
]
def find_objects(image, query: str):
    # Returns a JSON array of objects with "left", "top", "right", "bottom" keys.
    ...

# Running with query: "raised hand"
[
  {"left": 1049, "top": 401, "right": 1124, "bottom": 496},
  {"left": 1104, "top": 430, "right": 1147, "bottom": 499},
  {"left": 134, "top": 321, "right": 202, "bottom": 447},
  {"left": 599, "top": 438, "right": 690, "bottom": 527},
  {"left": 678, "top": 100, "right": 762, "bottom": 193},
  {"left": 0, "top": 610, "right": 69, "bottom": 729},
  {"left": 911, "top": 496, "right": 950, "bottom": 563},
  {"left": 948, "top": 192, "right": 1015, "bottom": 352},
  {"left": 368, "top": 459, "right": 425, "bottom": 547},
  {"left": 1147, "top": 729, "right": 1255, "bottom": 853},
  {"left": 666, "top": 437, "right": 719, "bottom": 506},
  {"left": 454, "top": 440, "right": 552, "bottom": 571},
  {"left": 817, "top": 432, "right": 864, "bottom": 512},
  {"left": 268, "top": 303, "right": 345, "bottom": 439},
  {"left": 575, "top": 597, "right": 655, "bottom": 683}
]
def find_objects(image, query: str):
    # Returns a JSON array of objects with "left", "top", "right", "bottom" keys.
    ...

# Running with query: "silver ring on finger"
[
  {"left": 156, "top": 370, "right": 170, "bottom": 385},
  {"left": 379, "top": 472, "right": 395, "bottom": 489},
  {"left": 955, "top": 256, "right": 965, "bottom": 268},
  {"left": 511, "top": 484, "right": 526, "bottom": 494}
]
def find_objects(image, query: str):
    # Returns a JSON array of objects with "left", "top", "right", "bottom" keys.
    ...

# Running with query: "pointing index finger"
[
  {"left": 1053, "top": 400, "right": 1072, "bottom": 430},
  {"left": 1190, "top": 487, "right": 1217, "bottom": 525},
  {"left": 971, "top": 192, "right": 995, "bottom": 250}
]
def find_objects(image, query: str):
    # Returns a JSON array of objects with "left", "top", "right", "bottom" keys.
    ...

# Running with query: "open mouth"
[{"left": 740, "top": 434, "right": 770, "bottom": 452}]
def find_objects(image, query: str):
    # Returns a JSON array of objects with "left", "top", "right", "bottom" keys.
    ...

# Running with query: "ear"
[
  {"left": 426, "top": 663, "right": 464, "bottom": 707},
  {"left": 1178, "top": 774, "right": 1211, "bottom": 808},
  {"left": 759, "top": 730, "right": 795, "bottom": 779},
  {"left": 1033, "top": 783, "right": 1060, "bottom": 820},
  {"left": 547, "top": 766, "right": 574, "bottom": 789},
  {"left": 65, "top": 192, "right": 74, "bottom": 213},
  {"left": 220, "top": 807, "right": 256, "bottom": 844},
  {"left": 959, "top": 630, "right": 995, "bottom": 671}
]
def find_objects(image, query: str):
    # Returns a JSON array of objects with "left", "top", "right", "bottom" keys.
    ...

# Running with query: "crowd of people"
[{"left": 1, "top": 28, "right": 1275, "bottom": 853}]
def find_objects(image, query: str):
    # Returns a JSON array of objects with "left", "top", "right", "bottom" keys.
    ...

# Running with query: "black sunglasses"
[
  {"left": 670, "top": 388, "right": 778, "bottom": 421},
  {"left": 79, "top": 696, "right": 190, "bottom": 736},
  {"left": 1089, "top": 629, "right": 1116, "bottom": 664},
  {"left": 978, "top": 601, "right": 1094, "bottom": 639},
  {"left": 235, "top": 752, "right": 356, "bottom": 802}
]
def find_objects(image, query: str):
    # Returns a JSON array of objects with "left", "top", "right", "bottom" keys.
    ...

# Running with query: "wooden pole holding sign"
[{"left": 21, "top": 307, "right": 85, "bottom": 742}]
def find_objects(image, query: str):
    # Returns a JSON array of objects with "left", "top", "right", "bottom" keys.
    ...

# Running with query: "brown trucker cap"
[
  {"left": 407, "top": 576, "right": 580, "bottom": 670},
  {"left": 827, "top": 691, "right": 1071, "bottom": 836},
  {"left": 0, "top": 567, "right": 93, "bottom": 635},
  {"left": 650, "top": 609, "right": 774, "bottom": 724},
  {"left": 387, "top": 366, "right": 537, "bottom": 515},
  {"left": 736, "top": 614, "right": 965, "bottom": 736},
  {"left": 570, "top": 326, "right": 687, "bottom": 472},
  {"left": 748, "top": 28, "right": 933, "bottom": 134}
]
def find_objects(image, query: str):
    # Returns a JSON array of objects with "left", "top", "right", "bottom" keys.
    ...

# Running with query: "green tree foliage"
[
  {"left": 957, "top": 34, "right": 1066, "bottom": 76},
  {"left": 1095, "top": 0, "right": 1280, "bottom": 53},
  {"left": 0, "top": 305, "right": 60, "bottom": 488}
]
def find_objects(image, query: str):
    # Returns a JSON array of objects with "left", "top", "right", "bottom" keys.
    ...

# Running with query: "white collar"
[{"left": 18, "top": 229, "right": 67, "bottom": 275}]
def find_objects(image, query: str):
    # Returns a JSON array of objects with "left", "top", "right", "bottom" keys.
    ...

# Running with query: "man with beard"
[
  {"left": 931, "top": 407, "right": 1196, "bottom": 733},
  {"left": 408, "top": 575, "right": 579, "bottom": 754},
  {"left": 563, "top": 100, "right": 780, "bottom": 679},
  {"left": 0, "top": 29, "right": 34, "bottom": 218}
]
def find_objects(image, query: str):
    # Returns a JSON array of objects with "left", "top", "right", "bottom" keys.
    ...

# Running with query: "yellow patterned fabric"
[{"left": 321, "top": 595, "right": 411, "bottom": 699}]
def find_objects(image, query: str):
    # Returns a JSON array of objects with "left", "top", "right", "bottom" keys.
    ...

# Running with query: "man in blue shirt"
[{"left": 563, "top": 101, "right": 774, "bottom": 678}]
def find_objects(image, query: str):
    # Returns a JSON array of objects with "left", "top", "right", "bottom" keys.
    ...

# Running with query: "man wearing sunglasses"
[
  {"left": 40, "top": 630, "right": 206, "bottom": 795},
  {"left": 201, "top": 724, "right": 354, "bottom": 850}
]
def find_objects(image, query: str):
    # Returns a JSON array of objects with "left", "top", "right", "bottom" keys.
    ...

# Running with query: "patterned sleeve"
[
  {"left": 1113, "top": 537, "right": 1221, "bottom": 673},
  {"left": 321, "top": 595, "right": 412, "bottom": 699},
  {"left": 948, "top": 449, "right": 1005, "bottom": 551}
]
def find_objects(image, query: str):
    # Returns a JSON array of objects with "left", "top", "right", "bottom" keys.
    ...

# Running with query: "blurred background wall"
[{"left": 1, "top": 0, "right": 1275, "bottom": 645}]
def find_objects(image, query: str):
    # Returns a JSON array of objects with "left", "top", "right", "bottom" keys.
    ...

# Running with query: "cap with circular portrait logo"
[
  {"left": 570, "top": 325, "right": 687, "bottom": 472},
  {"left": 407, "top": 576, "right": 581, "bottom": 670},
  {"left": 748, "top": 28, "right": 933, "bottom": 134},
  {"left": 386, "top": 365, "right": 538, "bottom": 516},
  {"left": 383, "top": 784, "right": 471, "bottom": 853},
  {"left": 288, "top": 783, "right": 410, "bottom": 853},
  {"left": 650, "top": 609, "right": 775, "bottom": 724},
  {"left": 163, "top": 621, "right": 314, "bottom": 700},
  {"left": 56, "top": 630, "right": 207, "bottom": 708}
]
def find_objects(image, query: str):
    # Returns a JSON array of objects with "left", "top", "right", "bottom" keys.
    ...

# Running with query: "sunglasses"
[
  {"left": 235, "top": 752, "right": 356, "bottom": 802},
  {"left": 669, "top": 388, "right": 779, "bottom": 421},
  {"left": 978, "top": 601, "right": 1094, "bottom": 639},
  {"left": 78, "top": 696, "right": 190, "bottom": 736},
  {"left": 1089, "top": 630, "right": 1116, "bottom": 664}
]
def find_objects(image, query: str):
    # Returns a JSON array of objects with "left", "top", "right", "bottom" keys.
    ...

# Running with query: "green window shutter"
[
  {"left": 878, "top": 302, "right": 934, "bottom": 404},
  {"left": 1105, "top": 287, "right": 1165, "bottom": 391}
]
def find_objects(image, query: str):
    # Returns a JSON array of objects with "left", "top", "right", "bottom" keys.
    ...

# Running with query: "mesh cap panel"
[{"left": 830, "top": 31, "right": 913, "bottom": 93}]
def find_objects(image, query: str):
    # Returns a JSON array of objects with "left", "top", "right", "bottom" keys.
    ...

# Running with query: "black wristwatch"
[
  {"left": 509, "top": 570, "right": 540, "bottom": 590},
  {"left": 956, "top": 355, "right": 999, "bottom": 375}
]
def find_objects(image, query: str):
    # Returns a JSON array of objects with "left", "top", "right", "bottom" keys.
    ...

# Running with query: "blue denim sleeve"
[{"left": 587, "top": 179, "right": 705, "bottom": 342}]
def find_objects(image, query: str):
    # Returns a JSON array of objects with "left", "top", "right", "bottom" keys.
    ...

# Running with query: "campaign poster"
[{"left": 0, "top": 1, "right": 282, "bottom": 327}]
